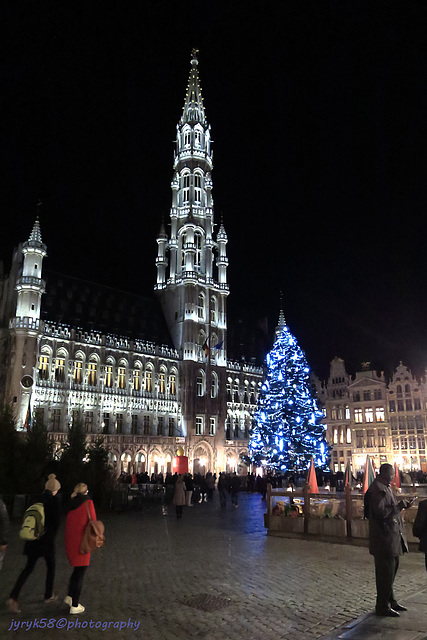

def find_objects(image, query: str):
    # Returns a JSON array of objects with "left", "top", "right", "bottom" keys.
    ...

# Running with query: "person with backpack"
[
  {"left": 64, "top": 483, "right": 96, "bottom": 615},
  {"left": 6, "top": 474, "right": 61, "bottom": 614}
]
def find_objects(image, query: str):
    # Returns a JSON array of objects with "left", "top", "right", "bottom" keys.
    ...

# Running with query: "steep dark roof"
[{"left": 41, "top": 270, "right": 172, "bottom": 346}]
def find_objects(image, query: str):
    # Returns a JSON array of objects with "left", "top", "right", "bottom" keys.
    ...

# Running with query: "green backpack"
[{"left": 19, "top": 503, "right": 45, "bottom": 541}]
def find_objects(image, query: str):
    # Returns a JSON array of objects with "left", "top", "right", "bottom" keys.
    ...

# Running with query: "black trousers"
[
  {"left": 374, "top": 554, "right": 399, "bottom": 612},
  {"left": 10, "top": 549, "right": 56, "bottom": 601},
  {"left": 68, "top": 566, "right": 88, "bottom": 607}
]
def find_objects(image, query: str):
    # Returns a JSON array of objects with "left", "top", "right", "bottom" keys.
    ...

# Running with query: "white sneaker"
[
  {"left": 69, "top": 604, "right": 85, "bottom": 615},
  {"left": 63, "top": 596, "right": 72, "bottom": 606}
]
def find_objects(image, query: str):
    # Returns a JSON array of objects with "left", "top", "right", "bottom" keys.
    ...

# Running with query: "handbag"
[{"left": 79, "top": 501, "right": 106, "bottom": 554}]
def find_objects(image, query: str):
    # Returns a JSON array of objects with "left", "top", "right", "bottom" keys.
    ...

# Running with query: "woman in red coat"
[{"left": 64, "top": 483, "right": 96, "bottom": 615}]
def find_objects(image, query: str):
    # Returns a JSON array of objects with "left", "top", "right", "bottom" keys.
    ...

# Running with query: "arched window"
[
  {"left": 39, "top": 347, "right": 51, "bottom": 381},
  {"left": 196, "top": 370, "right": 206, "bottom": 397},
  {"left": 73, "top": 352, "right": 84, "bottom": 385},
  {"left": 145, "top": 365, "right": 153, "bottom": 393},
  {"left": 104, "top": 357, "right": 115, "bottom": 388},
  {"left": 210, "top": 296, "right": 217, "bottom": 324},
  {"left": 194, "top": 172, "right": 202, "bottom": 203},
  {"left": 181, "top": 172, "right": 190, "bottom": 203},
  {"left": 405, "top": 384, "right": 411, "bottom": 395},
  {"left": 194, "top": 231, "right": 202, "bottom": 269},
  {"left": 54, "top": 349, "right": 67, "bottom": 382},
  {"left": 87, "top": 355, "right": 98, "bottom": 386},
  {"left": 133, "top": 363, "right": 141, "bottom": 391},
  {"left": 197, "top": 292, "right": 205, "bottom": 320},
  {"left": 169, "top": 370, "right": 177, "bottom": 395},
  {"left": 183, "top": 128, "right": 191, "bottom": 148},
  {"left": 159, "top": 367, "right": 166, "bottom": 394},
  {"left": 211, "top": 372, "right": 218, "bottom": 398}
]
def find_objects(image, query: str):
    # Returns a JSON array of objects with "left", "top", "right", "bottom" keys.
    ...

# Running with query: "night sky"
[{"left": 1, "top": 1, "right": 427, "bottom": 379}]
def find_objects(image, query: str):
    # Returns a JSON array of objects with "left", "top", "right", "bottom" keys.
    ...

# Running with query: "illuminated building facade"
[
  {"left": 323, "top": 358, "right": 427, "bottom": 473},
  {"left": 0, "top": 52, "right": 262, "bottom": 475}
]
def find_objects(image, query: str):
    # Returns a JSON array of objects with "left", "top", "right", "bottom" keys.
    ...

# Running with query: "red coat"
[{"left": 65, "top": 497, "right": 96, "bottom": 567}]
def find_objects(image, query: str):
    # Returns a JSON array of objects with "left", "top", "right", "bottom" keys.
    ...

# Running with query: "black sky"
[{"left": 1, "top": 1, "right": 427, "bottom": 379}]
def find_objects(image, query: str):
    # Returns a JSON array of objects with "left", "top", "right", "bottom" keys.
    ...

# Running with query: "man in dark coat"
[
  {"left": 364, "top": 463, "right": 414, "bottom": 617},
  {"left": 413, "top": 498, "right": 427, "bottom": 571}
]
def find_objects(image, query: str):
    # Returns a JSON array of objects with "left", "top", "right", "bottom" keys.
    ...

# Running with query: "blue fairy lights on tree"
[{"left": 249, "top": 316, "right": 329, "bottom": 472}]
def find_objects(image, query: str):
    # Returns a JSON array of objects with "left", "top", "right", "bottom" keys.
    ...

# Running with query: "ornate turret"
[{"left": 15, "top": 217, "right": 47, "bottom": 328}]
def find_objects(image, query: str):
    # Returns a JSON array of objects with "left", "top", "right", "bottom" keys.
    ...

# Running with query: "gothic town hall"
[{"left": 0, "top": 52, "right": 264, "bottom": 476}]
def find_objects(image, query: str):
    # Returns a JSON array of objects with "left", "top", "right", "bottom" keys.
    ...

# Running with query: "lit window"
[
  {"left": 345, "top": 406, "right": 350, "bottom": 419},
  {"left": 104, "top": 365, "right": 113, "bottom": 388},
  {"left": 375, "top": 407, "right": 385, "bottom": 422},
  {"left": 73, "top": 360, "right": 83, "bottom": 384},
  {"left": 365, "top": 408, "right": 374, "bottom": 423},
  {"left": 87, "top": 362, "right": 97, "bottom": 386},
  {"left": 354, "top": 408, "right": 363, "bottom": 423},
  {"left": 145, "top": 369, "right": 152, "bottom": 393},
  {"left": 346, "top": 428, "right": 352, "bottom": 444},
  {"left": 333, "top": 428, "right": 338, "bottom": 444},
  {"left": 209, "top": 417, "right": 216, "bottom": 436},
  {"left": 169, "top": 373, "right": 176, "bottom": 395},
  {"left": 133, "top": 369, "right": 141, "bottom": 391},
  {"left": 117, "top": 367, "right": 126, "bottom": 389},
  {"left": 39, "top": 355, "right": 49, "bottom": 380},
  {"left": 159, "top": 370, "right": 166, "bottom": 394}
]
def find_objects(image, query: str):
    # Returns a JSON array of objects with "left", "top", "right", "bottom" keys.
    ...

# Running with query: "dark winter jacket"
[
  {"left": 24, "top": 490, "right": 61, "bottom": 558},
  {"left": 364, "top": 478, "right": 409, "bottom": 557},
  {"left": 413, "top": 499, "right": 427, "bottom": 553}
]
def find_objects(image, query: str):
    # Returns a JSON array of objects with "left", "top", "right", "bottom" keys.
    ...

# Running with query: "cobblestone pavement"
[{"left": 1, "top": 492, "right": 426, "bottom": 640}]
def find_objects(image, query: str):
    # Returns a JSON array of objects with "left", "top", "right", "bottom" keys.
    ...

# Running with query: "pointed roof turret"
[
  {"left": 28, "top": 217, "right": 43, "bottom": 245},
  {"left": 275, "top": 294, "right": 286, "bottom": 338},
  {"left": 180, "top": 49, "right": 207, "bottom": 127}
]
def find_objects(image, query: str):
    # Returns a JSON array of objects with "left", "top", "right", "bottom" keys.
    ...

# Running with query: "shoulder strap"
[{"left": 85, "top": 500, "right": 93, "bottom": 522}]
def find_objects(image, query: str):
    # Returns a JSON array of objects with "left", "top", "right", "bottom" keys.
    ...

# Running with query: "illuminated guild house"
[
  {"left": 0, "top": 52, "right": 263, "bottom": 476},
  {"left": 322, "top": 358, "right": 427, "bottom": 473}
]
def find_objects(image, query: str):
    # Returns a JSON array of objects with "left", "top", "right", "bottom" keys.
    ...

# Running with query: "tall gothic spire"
[{"left": 180, "top": 49, "right": 207, "bottom": 127}]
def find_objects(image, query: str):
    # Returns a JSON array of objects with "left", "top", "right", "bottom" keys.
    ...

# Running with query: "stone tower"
[{"left": 155, "top": 50, "right": 229, "bottom": 461}]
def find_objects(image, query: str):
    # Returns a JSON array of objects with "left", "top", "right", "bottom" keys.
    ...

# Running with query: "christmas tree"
[{"left": 249, "top": 314, "right": 329, "bottom": 472}]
